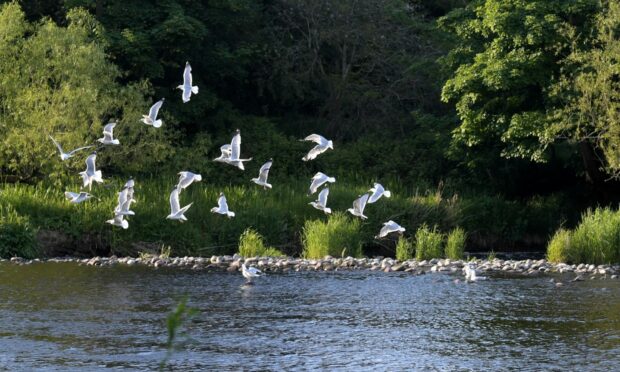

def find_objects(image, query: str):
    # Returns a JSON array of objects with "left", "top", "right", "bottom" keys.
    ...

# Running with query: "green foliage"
[
  {"left": 568, "top": 207, "right": 620, "bottom": 264},
  {"left": 546, "top": 228, "right": 572, "bottom": 263},
  {"left": 302, "top": 212, "right": 363, "bottom": 259},
  {"left": 414, "top": 224, "right": 444, "bottom": 260},
  {"left": 0, "top": 2, "right": 174, "bottom": 181},
  {"left": 395, "top": 236, "right": 414, "bottom": 261},
  {"left": 0, "top": 205, "right": 39, "bottom": 258},
  {"left": 445, "top": 227, "right": 466, "bottom": 259},
  {"left": 238, "top": 228, "right": 285, "bottom": 258}
]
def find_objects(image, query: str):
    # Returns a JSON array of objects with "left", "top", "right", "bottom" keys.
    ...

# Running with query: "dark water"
[{"left": 0, "top": 263, "right": 619, "bottom": 371}]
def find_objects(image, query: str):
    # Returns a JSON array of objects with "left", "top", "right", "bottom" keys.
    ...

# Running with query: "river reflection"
[{"left": 0, "top": 262, "right": 619, "bottom": 370}]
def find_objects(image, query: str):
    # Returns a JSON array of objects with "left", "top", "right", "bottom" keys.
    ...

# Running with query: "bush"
[
  {"left": 395, "top": 236, "right": 413, "bottom": 261},
  {"left": 415, "top": 224, "right": 443, "bottom": 261},
  {"left": 445, "top": 227, "right": 466, "bottom": 260},
  {"left": 302, "top": 212, "right": 363, "bottom": 258},
  {"left": 238, "top": 228, "right": 285, "bottom": 257},
  {"left": 569, "top": 207, "right": 620, "bottom": 264},
  {"left": 546, "top": 228, "right": 572, "bottom": 263},
  {"left": 0, "top": 205, "right": 39, "bottom": 259}
]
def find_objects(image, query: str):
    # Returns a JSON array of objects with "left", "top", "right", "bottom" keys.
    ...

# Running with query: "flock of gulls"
[{"left": 48, "top": 62, "right": 483, "bottom": 283}]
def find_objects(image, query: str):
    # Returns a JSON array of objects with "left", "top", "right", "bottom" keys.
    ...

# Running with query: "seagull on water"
[
  {"left": 49, "top": 135, "right": 93, "bottom": 161},
  {"left": 347, "top": 194, "right": 370, "bottom": 219},
  {"left": 64, "top": 191, "right": 94, "bottom": 204},
  {"left": 97, "top": 122, "right": 120, "bottom": 145},
  {"left": 309, "top": 187, "right": 332, "bottom": 214},
  {"left": 251, "top": 159, "right": 273, "bottom": 189},
  {"left": 106, "top": 214, "right": 129, "bottom": 229},
  {"left": 211, "top": 192, "right": 235, "bottom": 218},
  {"left": 463, "top": 263, "right": 486, "bottom": 282},
  {"left": 375, "top": 220, "right": 405, "bottom": 239},
  {"left": 166, "top": 186, "right": 192, "bottom": 222},
  {"left": 177, "top": 171, "right": 202, "bottom": 193},
  {"left": 368, "top": 183, "right": 391, "bottom": 204},
  {"left": 141, "top": 98, "right": 164, "bottom": 128},
  {"left": 214, "top": 130, "right": 252, "bottom": 170},
  {"left": 79, "top": 152, "right": 103, "bottom": 191},
  {"left": 308, "top": 172, "right": 335, "bottom": 195},
  {"left": 241, "top": 263, "right": 262, "bottom": 284},
  {"left": 177, "top": 62, "right": 199, "bottom": 103},
  {"left": 301, "top": 134, "right": 333, "bottom": 161}
]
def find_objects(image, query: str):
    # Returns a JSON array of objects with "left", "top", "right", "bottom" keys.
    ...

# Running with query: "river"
[{"left": 0, "top": 262, "right": 619, "bottom": 370}]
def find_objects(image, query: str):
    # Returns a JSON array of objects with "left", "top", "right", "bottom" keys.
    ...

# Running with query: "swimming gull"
[{"left": 241, "top": 263, "right": 262, "bottom": 284}]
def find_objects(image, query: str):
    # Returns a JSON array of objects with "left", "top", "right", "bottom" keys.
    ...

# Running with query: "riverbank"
[{"left": 4, "top": 255, "right": 619, "bottom": 279}]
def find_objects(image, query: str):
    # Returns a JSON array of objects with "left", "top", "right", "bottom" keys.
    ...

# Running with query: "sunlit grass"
[
  {"left": 414, "top": 224, "right": 443, "bottom": 261},
  {"left": 445, "top": 227, "right": 466, "bottom": 260},
  {"left": 302, "top": 212, "right": 363, "bottom": 258}
]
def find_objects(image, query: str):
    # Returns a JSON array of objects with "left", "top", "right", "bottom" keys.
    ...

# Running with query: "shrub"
[
  {"left": 238, "top": 228, "right": 285, "bottom": 257},
  {"left": 445, "top": 227, "right": 466, "bottom": 260},
  {"left": 395, "top": 236, "right": 413, "bottom": 261},
  {"left": 546, "top": 228, "right": 572, "bottom": 263},
  {"left": 414, "top": 224, "right": 443, "bottom": 261},
  {"left": 302, "top": 212, "right": 363, "bottom": 258},
  {"left": 0, "top": 205, "right": 39, "bottom": 259}
]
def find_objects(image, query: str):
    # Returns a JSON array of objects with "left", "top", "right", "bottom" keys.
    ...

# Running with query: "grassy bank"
[{"left": 0, "top": 178, "right": 572, "bottom": 259}]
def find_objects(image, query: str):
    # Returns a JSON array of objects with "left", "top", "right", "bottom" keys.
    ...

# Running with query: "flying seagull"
[
  {"left": 309, "top": 187, "right": 331, "bottom": 214},
  {"left": 114, "top": 187, "right": 135, "bottom": 216},
  {"left": 368, "top": 183, "right": 391, "bottom": 204},
  {"left": 166, "top": 186, "right": 192, "bottom": 222},
  {"left": 49, "top": 135, "right": 93, "bottom": 161},
  {"left": 64, "top": 191, "right": 94, "bottom": 204},
  {"left": 214, "top": 130, "right": 252, "bottom": 170},
  {"left": 308, "top": 172, "right": 335, "bottom": 195},
  {"left": 251, "top": 159, "right": 273, "bottom": 189},
  {"left": 177, "top": 171, "right": 202, "bottom": 193},
  {"left": 301, "top": 134, "right": 333, "bottom": 161},
  {"left": 106, "top": 214, "right": 129, "bottom": 229},
  {"left": 141, "top": 98, "right": 164, "bottom": 128},
  {"left": 241, "top": 263, "right": 262, "bottom": 284},
  {"left": 347, "top": 194, "right": 370, "bottom": 220},
  {"left": 375, "top": 220, "right": 405, "bottom": 239},
  {"left": 79, "top": 152, "right": 103, "bottom": 191},
  {"left": 211, "top": 192, "right": 235, "bottom": 218},
  {"left": 124, "top": 178, "right": 136, "bottom": 204},
  {"left": 97, "top": 122, "right": 120, "bottom": 145},
  {"left": 177, "top": 61, "right": 199, "bottom": 103}
]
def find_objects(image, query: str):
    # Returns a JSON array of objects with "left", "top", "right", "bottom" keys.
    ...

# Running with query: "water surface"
[{"left": 1, "top": 262, "right": 619, "bottom": 370}]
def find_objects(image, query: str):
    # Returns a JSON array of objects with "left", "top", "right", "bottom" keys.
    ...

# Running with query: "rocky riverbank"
[{"left": 4, "top": 255, "right": 619, "bottom": 279}]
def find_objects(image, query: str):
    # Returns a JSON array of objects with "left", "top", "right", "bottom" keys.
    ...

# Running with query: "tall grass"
[
  {"left": 445, "top": 227, "right": 466, "bottom": 260},
  {"left": 0, "top": 205, "right": 39, "bottom": 258},
  {"left": 395, "top": 236, "right": 413, "bottom": 261},
  {"left": 547, "top": 207, "right": 620, "bottom": 264},
  {"left": 238, "top": 228, "right": 285, "bottom": 257},
  {"left": 414, "top": 224, "right": 443, "bottom": 261},
  {"left": 302, "top": 212, "right": 363, "bottom": 258}
]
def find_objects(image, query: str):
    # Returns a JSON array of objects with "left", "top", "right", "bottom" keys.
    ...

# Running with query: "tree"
[
  {"left": 439, "top": 0, "right": 601, "bottom": 180},
  {"left": 0, "top": 2, "right": 173, "bottom": 181}
]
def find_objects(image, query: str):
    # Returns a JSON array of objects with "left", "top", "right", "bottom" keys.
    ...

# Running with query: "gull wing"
[
  {"left": 220, "top": 144, "right": 232, "bottom": 157},
  {"left": 217, "top": 194, "right": 229, "bottom": 212},
  {"left": 318, "top": 188, "right": 329, "bottom": 207},
  {"left": 353, "top": 194, "right": 370, "bottom": 214},
  {"left": 103, "top": 123, "right": 116, "bottom": 136},
  {"left": 378, "top": 225, "right": 390, "bottom": 238},
  {"left": 64, "top": 191, "right": 79, "bottom": 200},
  {"left": 303, "top": 134, "right": 327, "bottom": 145},
  {"left": 67, "top": 145, "right": 94, "bottom": 156},
  {"left": 258, "top": 160, "right": 272, "bottom": 182},
  {"left": 49, "top": 135, "right": 64, "bottom": 154},
  {"left": 149, "top": 99, "right": 164, "bottom": 120},
  {"left": 230, "top": 132, "right": 241, "bottom": 160},
  {"left": 183, "top": 62, "right": 192, "bottom": 86},
  {"left": 303, "top": 144, "right": 328, "bottom": 161},
  {"left": 85, "top": 154, "right": 97, "bottom": 174},
  {"left": 309, "top": 174, "right": 327, "bottom": 194},
  {"left": 169, "top": 188, "right": 181, "bottom": 214}
]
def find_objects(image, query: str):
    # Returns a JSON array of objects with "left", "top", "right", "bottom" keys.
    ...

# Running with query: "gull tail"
[
  {"left": 94, "top": 171, "right": 103, "bottom": 183},
  {"left": 227, "top": 211, "right": 235, "bottom": 218},
  {"left": 191, "top": 86, "right": 199, "bottom": 94},
  {"left": 153, "top": 119, "right": 162, "bottom": 128},
  {"left": 324, "top": 207, "right": 332, "bottom": 214},
  {"left": 327, "top": 177, "right": 336, "bottom": 183},
  {"left": 121, "top": 220, "right": 129, "bottom": 229},
  {"left": 384, "top": 190, "right": 392, "bottom": 198}
]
